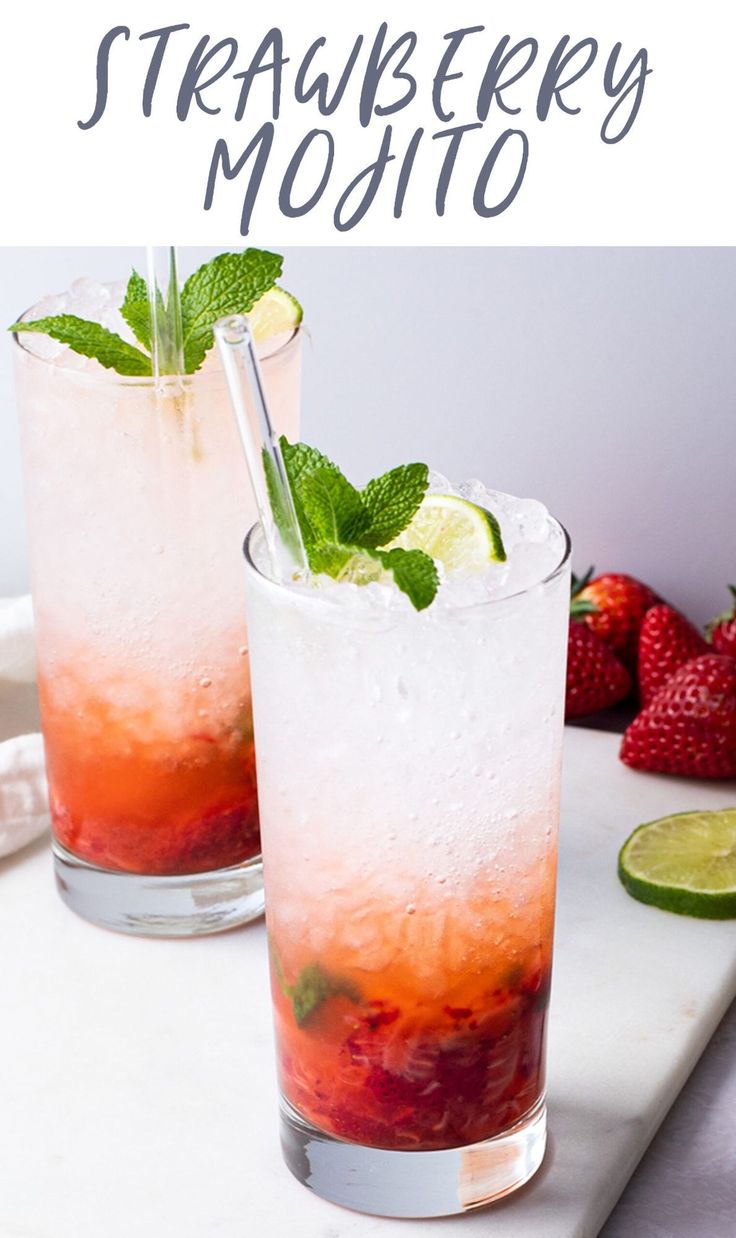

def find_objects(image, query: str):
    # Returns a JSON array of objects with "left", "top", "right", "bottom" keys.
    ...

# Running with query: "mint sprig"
[
  {"left": 9, "top": 248, "right": 283, "bottom": 377},
  {"left": 276, "top": 439, "right": 439, "bottom": 611},
  {"left": 298, "top": 468, "right": 371, "bottom": 546}
]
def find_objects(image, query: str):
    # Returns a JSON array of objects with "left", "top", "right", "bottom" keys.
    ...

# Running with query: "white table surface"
[{"left": 1, "top": 688, "right": 735, "bottom": 1238}]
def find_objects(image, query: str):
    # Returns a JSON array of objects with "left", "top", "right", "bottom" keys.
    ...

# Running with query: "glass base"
[
  {"left": 53, "top": 840, "right": 264, "bottom": 936},
  {"left": 279, "top": 1093, "right": 547, "bottom": 1218}
]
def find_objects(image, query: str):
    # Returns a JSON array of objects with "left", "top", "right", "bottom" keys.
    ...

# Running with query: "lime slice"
[
  {"left": 618, "top": 809, "right": 736, "bottom": 919},
  {"left": 247, "top": 286, "right": 303, "bottom": 342},
  {"left": 389, "top": 493, "right": 506, "bottom": 573}
]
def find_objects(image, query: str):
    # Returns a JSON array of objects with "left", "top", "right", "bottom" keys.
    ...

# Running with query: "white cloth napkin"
[{"left": 0, "top": 596, "right": 49, "bottom": 858}]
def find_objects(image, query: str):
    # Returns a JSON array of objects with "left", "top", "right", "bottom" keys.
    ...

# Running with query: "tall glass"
[
  {"left": 243, "top": 515, "right": 570, "bottom": 1217},
  {"left": 13, "top": 323, "right": 301, "bottom": 935}
]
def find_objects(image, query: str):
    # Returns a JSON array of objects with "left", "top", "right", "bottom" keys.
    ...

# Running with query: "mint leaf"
[
  {"left": 120, "top": 270, "right": 152, "bottom": 352},
  {"left": 308, "top": 543, "right": 437, "bottom": 609},
  {"left": 290, "top": 963, "right": 359, "bottom": 1027},
  {"left": 280, "top": 438, "right": 341, "bottom": 488},
  {"left": 309, "top": 543, "right": 378, "bottom": 580},
  {"left": 181, "top": 248, "right": 283, "bottom": 372},
  {"left": 299, "top": 468, "right": 370, "bottom": 548},
  {"left": 270, "top": 950, "right": 360, "bottom": 1028},
  {"left": 278, "top": 438, "right": 345, "bottom": 557},
  {"left": 262, "top": 449, "right": 306, "bottom": 564},
  {"left": 11, "top": 316, "right": 152, "bottom": 377},
  {"left": 290, "top": 964, "right": 331, "bottom": 1026},
  {"left": 376, "top": 547, "right": 439, "bottom": 611},
  {"left": 361, "top": 463, "right": 429, "bottom": 547}
]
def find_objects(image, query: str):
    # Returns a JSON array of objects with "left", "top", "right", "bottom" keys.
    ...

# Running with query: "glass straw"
[
  {"left": 214, "top": 314, "right": 308, "bottom": 581},
  {"left": 145, "top": 246, "right": 185, "bottom": 381}
]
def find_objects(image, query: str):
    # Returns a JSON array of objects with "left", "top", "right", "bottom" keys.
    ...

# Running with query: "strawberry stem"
[{"left": 570, "top": 567, "right": 598, "bottom": 619}]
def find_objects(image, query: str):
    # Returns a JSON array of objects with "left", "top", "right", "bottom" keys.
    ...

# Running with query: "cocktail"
[
  {"left": 12, "top": 250, "right": 302, "bottom": 934},
  {"left": 239, "top": 431, "right": 570, "bottom": 1216}
]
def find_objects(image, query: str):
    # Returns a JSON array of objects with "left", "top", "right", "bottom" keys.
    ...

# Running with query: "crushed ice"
[{"left": 16, "top": 279, "right": 137, "bottom": 367}]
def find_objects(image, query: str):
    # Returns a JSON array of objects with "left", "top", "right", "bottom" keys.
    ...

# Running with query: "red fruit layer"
[
  {"left": 274, "top": 962, "right": 550, "bottom": 1152},
  {"left": 40, "top": 680, "right": 260, "bottom": 875},
  {"left": 52, "top": 792, "right": 260, "bottom": 875}
]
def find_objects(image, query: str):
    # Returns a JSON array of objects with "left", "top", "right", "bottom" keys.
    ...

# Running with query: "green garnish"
[
  {"left": 271, "top": 439, "right": 440, "bottom": 611},
  {"left": 9, "top": 314, "right": 154, "bottom": 377},
  {"left": 272, "top": 955, "right": 360, "bottom": 1027},
  {"left": 618, "top": 809, "right": 736, "bottom": 919},
  {"left": 9, "top": 248, "right": 284, "bottom": 377}
]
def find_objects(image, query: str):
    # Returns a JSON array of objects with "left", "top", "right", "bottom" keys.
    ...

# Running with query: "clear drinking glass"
[
  {"left": 243, "top": 505, "right": 570, "bottom": 1217},
  {"left": 13, "top": 317, "right": 301, "bottom": 936}
]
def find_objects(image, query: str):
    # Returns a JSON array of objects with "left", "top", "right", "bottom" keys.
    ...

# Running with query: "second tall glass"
[
  {"left": 243, "top": 507, "right": 570, "bottom": 1217},
  {"left": 14, "top": 318, "right": 302, "bottom": 935}
]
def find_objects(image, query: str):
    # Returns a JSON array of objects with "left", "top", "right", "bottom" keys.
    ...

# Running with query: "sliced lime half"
[
  {"left": 389, "top": 493, "right": 506, "bottom": 573},
  {"left": 248, "top": 286, "right": 303, "bottom": 342},
  {"left": 618, "top": 809, "right": 736, "bottom": 919}
]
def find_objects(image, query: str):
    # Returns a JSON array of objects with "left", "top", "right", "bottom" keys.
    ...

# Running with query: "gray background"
[{"left": 1, "top": 247, "right": 734, "bottom": 625}]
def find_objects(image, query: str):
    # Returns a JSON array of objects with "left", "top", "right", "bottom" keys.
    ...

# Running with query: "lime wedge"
[
  {"left": 389, "top": 493, "right": 506, "bottom": 573},
  {"left": 618, "top": 809, "right": 736, "bottom": 919},
  {"left": 247, "top": 286, "right": 303, "bottom": 342}
]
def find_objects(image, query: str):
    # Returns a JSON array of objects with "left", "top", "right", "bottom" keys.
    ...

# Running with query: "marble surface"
[{"left": 1, "top": 724, "right": 735, "bottom": 1238}]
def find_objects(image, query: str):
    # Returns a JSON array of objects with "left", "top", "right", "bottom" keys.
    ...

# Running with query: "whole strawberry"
[
  {"left": 573, "top": 568, "right": 661, "bottom": 669},
  {"left": 620, "top": 654, "right": 736, "bottom": 778},
  {"left": 566, "top": 619, "right": 632, "bottom": 719},
  {"left": 707, "top": 585, "right": 736, "bottom": 657},
  {"left": 638, "top": 604, "right": 709, "bottom": 707}
]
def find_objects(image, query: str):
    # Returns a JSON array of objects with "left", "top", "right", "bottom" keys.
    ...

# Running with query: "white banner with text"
[{"left": 0, "top": 0, "right": 733, "bottom": 245}]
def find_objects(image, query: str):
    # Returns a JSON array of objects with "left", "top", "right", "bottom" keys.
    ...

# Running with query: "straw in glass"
[
  {"left": 214, "top": 314, "right": 308, "bottom": 581},
  {"left": 145, "top": 246, "right": 185, "bottom": 381}
]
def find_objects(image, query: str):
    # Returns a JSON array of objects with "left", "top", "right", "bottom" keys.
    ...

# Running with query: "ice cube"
[
  {"left": 512, "top": 498, "right": 551, "bottom": 542},
  {"left": 20, "top": 332, "right": 64, "bottom": 361},
  {"left": 38, "top": 294, "right": 67, "bottom": 318},
  {"left": 70, "top": 277, "right": 110, "bottom": 309},
  {"left": 427, "top": 469, "right": 455, "bottom": 494},
  {"left": 100, "top": 307, "right": 137, "bottom": 345}
]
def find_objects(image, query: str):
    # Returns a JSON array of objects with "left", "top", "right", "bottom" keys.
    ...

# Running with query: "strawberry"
[
  {"left": 707, "top": 585, "right": 736, "bottom": 657},
  {"left": 573, "top": 568, "right": 661, "bottom": 669},
  {"left": 638, "top": 604, "right": 709, "bottom": 707},
  {"left": 565, "top": 619, "right": 632, "bottom": 719},
  {"left": 620, "top": 654, "right": 736, "bottom": 778}
]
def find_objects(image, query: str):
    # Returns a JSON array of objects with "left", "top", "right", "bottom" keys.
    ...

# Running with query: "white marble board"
[{"left": 1, "top": 726, "right": 735, "bottom": 1238}]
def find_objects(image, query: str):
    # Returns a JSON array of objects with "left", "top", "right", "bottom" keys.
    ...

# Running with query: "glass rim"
[
  {"left": 11, "top": 310, "right": 303, "bottom": 386},
  {"left": 242, "top": 515, "right": 572, "bottom": 616}
]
